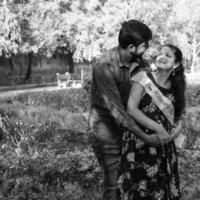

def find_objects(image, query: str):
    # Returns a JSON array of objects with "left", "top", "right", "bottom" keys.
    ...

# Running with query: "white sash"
[{"left": 131, "top": 71, "right": 174, "bottom": 125}]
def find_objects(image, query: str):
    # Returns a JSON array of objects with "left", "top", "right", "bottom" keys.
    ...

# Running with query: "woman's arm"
[{"left": 127, "top": 82, "right": 167, "bottom": 135}]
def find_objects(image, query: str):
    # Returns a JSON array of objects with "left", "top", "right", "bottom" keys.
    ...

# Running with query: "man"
[{"left": 89, "top": 19, "right": 168, "bottom": 200}]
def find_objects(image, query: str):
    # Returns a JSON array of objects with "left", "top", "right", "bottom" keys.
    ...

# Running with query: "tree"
[
  {"left": 0, "top": 0, "right": 21, "bottom": 75},
  {"left": 13, "top": 0, "right": 73, "bottom": 79},
  {"left": 2, "top": 0, "right": 200, "bottom": 80},
  {"left": 168, "top": 0, "right": 200, "bottom": 73}
]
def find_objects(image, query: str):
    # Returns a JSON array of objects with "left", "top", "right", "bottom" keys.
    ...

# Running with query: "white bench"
[
  {"left": 56, "top": 72, "right": 71, "bottom": 88},
  {"left": 56, "top": 72, "right": 82, "bottom": 89}
]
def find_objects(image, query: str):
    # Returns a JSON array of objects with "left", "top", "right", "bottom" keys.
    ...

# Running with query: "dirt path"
[{"left": 0, "top": 86, "right": 67, "bottom": 97}]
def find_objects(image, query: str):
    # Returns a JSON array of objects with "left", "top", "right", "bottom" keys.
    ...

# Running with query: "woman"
[{"left": 118, "top": 44, "right": 186, "bottom": 200}]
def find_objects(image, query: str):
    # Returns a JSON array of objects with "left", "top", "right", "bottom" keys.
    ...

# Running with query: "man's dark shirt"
[{"left": 89, "top": 46, "right": 148, "bottom": 141}]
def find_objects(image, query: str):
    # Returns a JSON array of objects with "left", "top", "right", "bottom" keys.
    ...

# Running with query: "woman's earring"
[{"left": 172, "top": 64, "right": 179, "bottom": 76}]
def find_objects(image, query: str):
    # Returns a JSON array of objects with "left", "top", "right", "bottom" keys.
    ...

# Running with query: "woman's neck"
[{"left": 153, "top": 69, "right": 172, "bottom": 88}]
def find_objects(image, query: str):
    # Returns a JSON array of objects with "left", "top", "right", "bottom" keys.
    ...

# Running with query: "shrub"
[
  {"left": 178, "top": 149, "right": 200, "bottom": 200},
  {"left": 182, "top": 110, "right": 200, "bottom": 150},
  {"left": 0, "top": 146, "right": 101, "bottom": 200},
  {"left": 186, "top": 83, "right": 200, "bottom": 107},
  {"left": 0, "top": 106, "right": 89, "bottom": 153},
  {"left": 0, "top": 88, "right": 90, "bottom": 112},
  {"left": 0, "top": 111, "right": 101, "bottom": 200},
  {"left": 0, "top": 81, "right": 199, "bottom": 199}
]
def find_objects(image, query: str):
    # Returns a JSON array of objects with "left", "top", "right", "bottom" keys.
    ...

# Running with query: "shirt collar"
[{"left": 116, "top": 47, "right": 130, "bottom": 68}]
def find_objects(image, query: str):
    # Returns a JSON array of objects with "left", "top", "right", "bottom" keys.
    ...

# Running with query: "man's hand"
[
  {"left": 145, "top": 134, "right": 160, "bottom": 147},
  {"left": 147, "top": 134, "right": 159, "bottom": 146},
  {"left": 145, "top": 132, "right": 170, "bottom": 147}
]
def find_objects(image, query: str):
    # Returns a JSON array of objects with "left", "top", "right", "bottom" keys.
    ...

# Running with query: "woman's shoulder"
[{"left": 131, "top": 70, "right": 149, "bottom": 83}]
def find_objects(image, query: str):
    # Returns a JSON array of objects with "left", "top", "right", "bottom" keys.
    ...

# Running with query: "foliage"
[
  {"left": 0, "top": 0, "right": 21, "bottom": 56},
  {"left": 178, "top": 150, "right": 200, "bottom": 200},
  {"left": 182, "top": 112, "right": 200, "bottom": 150},
  {"left": 0, "top": 108, "right": 199, "bottom": 199},
  {"left": 0, "top": 0, "right": 200, "bottom": 198},
  {"left": 0, "top": 0, "right": 200, "bottom": 72},
  {"left": 0, "top": 144, "right": 101, "bottom": 200},
  {"left": 0, "top": 107, "right": 99, "bottom": 199},
  {"left": 0, "top": 84, "right": 199, "bottom": 199},
  {"left": 167, "top": 0, "right": 200, "bottom": 72},
  {"left": 186, "top": 83, "right": 200, "bottom": 107},
  {"left": 0, "top": 88, "right": 90, "bottom": 112}
]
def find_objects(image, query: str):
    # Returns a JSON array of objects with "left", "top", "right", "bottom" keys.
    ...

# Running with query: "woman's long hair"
[{"left": 164, "top": 44, "right": 186, "bottom": 120}]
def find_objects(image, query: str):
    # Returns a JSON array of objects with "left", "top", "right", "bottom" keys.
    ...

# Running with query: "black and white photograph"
[{"left": 0, "top": 0, "right": 199, "bottom": 200}]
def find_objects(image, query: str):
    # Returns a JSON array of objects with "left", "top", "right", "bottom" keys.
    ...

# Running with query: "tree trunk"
[
  {"left": 126, "top": 0, "right": 130, "bottom": 19},
  {"left": 25, "top": 52, "right": 33, "bottom": 83},
  {"left": 8, "top": 55, "right": 15, "bottom": 74},
  {"left": 8, "top": 54, "right": 16, "bottom": 85},
  {"left": 68, "top": 51, "right": 74, "bottom": 73},
  {"left": 191, "top": 37, "right": 197, "bottom": 74}
]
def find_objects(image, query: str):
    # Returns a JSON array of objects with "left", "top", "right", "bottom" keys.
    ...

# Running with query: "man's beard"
[{"left": 130, "top": 52, "right": 143, "bottom": 62}]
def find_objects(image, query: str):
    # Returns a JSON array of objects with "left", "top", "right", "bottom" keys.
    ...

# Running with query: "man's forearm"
[
  {"left": 129, "top": 123, "right": 162, "bottom": 146},
  {"left": 129, "top": 123, "right": 149, "bottom": 142}
]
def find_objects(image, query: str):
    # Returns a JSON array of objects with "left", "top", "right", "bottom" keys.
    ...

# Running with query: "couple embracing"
[{"left": 89, "top": 19, "right": 186, "bottom": 200}]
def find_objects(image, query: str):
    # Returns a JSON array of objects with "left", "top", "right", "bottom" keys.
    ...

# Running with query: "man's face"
[
  {"left": 129, "top": 42, "right": 149, "bottom": 61},
  {"left": 136, "top": 42, "right": 149, "bottom": 57}
]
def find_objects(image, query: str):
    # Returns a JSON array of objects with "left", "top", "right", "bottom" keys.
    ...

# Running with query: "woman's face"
[{"left": 156, "top": 46, "right": 176, "bottom": 71}]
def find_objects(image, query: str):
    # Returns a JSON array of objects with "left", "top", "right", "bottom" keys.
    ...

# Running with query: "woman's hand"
[
  {"left": 169, "top": 120, "right": 183, "bottom": 141},
  {"left": 153, "top": 124, "right": 170, "bottom": 145},
  {"left": 156, "top": 132, "right": 170, "bottom": 146},
  {"left": 155, "top": 124, "right": 168, "bottom": 137}
]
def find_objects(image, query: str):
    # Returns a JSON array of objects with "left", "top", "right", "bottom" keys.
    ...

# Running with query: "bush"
[
  {"left": 0, "top": 146, "right": 101, "bottom": 200},
  {"left": 178, "top": 150, "right": 200, "bottom": 200},
  {"left": 0, "top": 112, "right": 101, "bottom": 200},
  {"left": 0, "top": 81, "right": 199, "bottom": 199},
  {"left": 186, "top": 83, "right": 200, "bottom": 107},
  {"left": 0, "top": 106, "right": 89, "bottom": 152},
  {"left": 0, "top": 88, "right": 90, "bottom": 112},
  {"left": 182, "top": 110, "right": 200, "bottom": 150}
]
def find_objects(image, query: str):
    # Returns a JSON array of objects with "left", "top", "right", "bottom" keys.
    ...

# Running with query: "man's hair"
[{"left": 118, "top": 19, "right": 152, "bottom": 49}]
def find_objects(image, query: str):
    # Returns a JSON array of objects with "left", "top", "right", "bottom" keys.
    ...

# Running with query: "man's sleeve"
[{"left": 93, "top": 62, "right": 137, "bottom": 131}]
